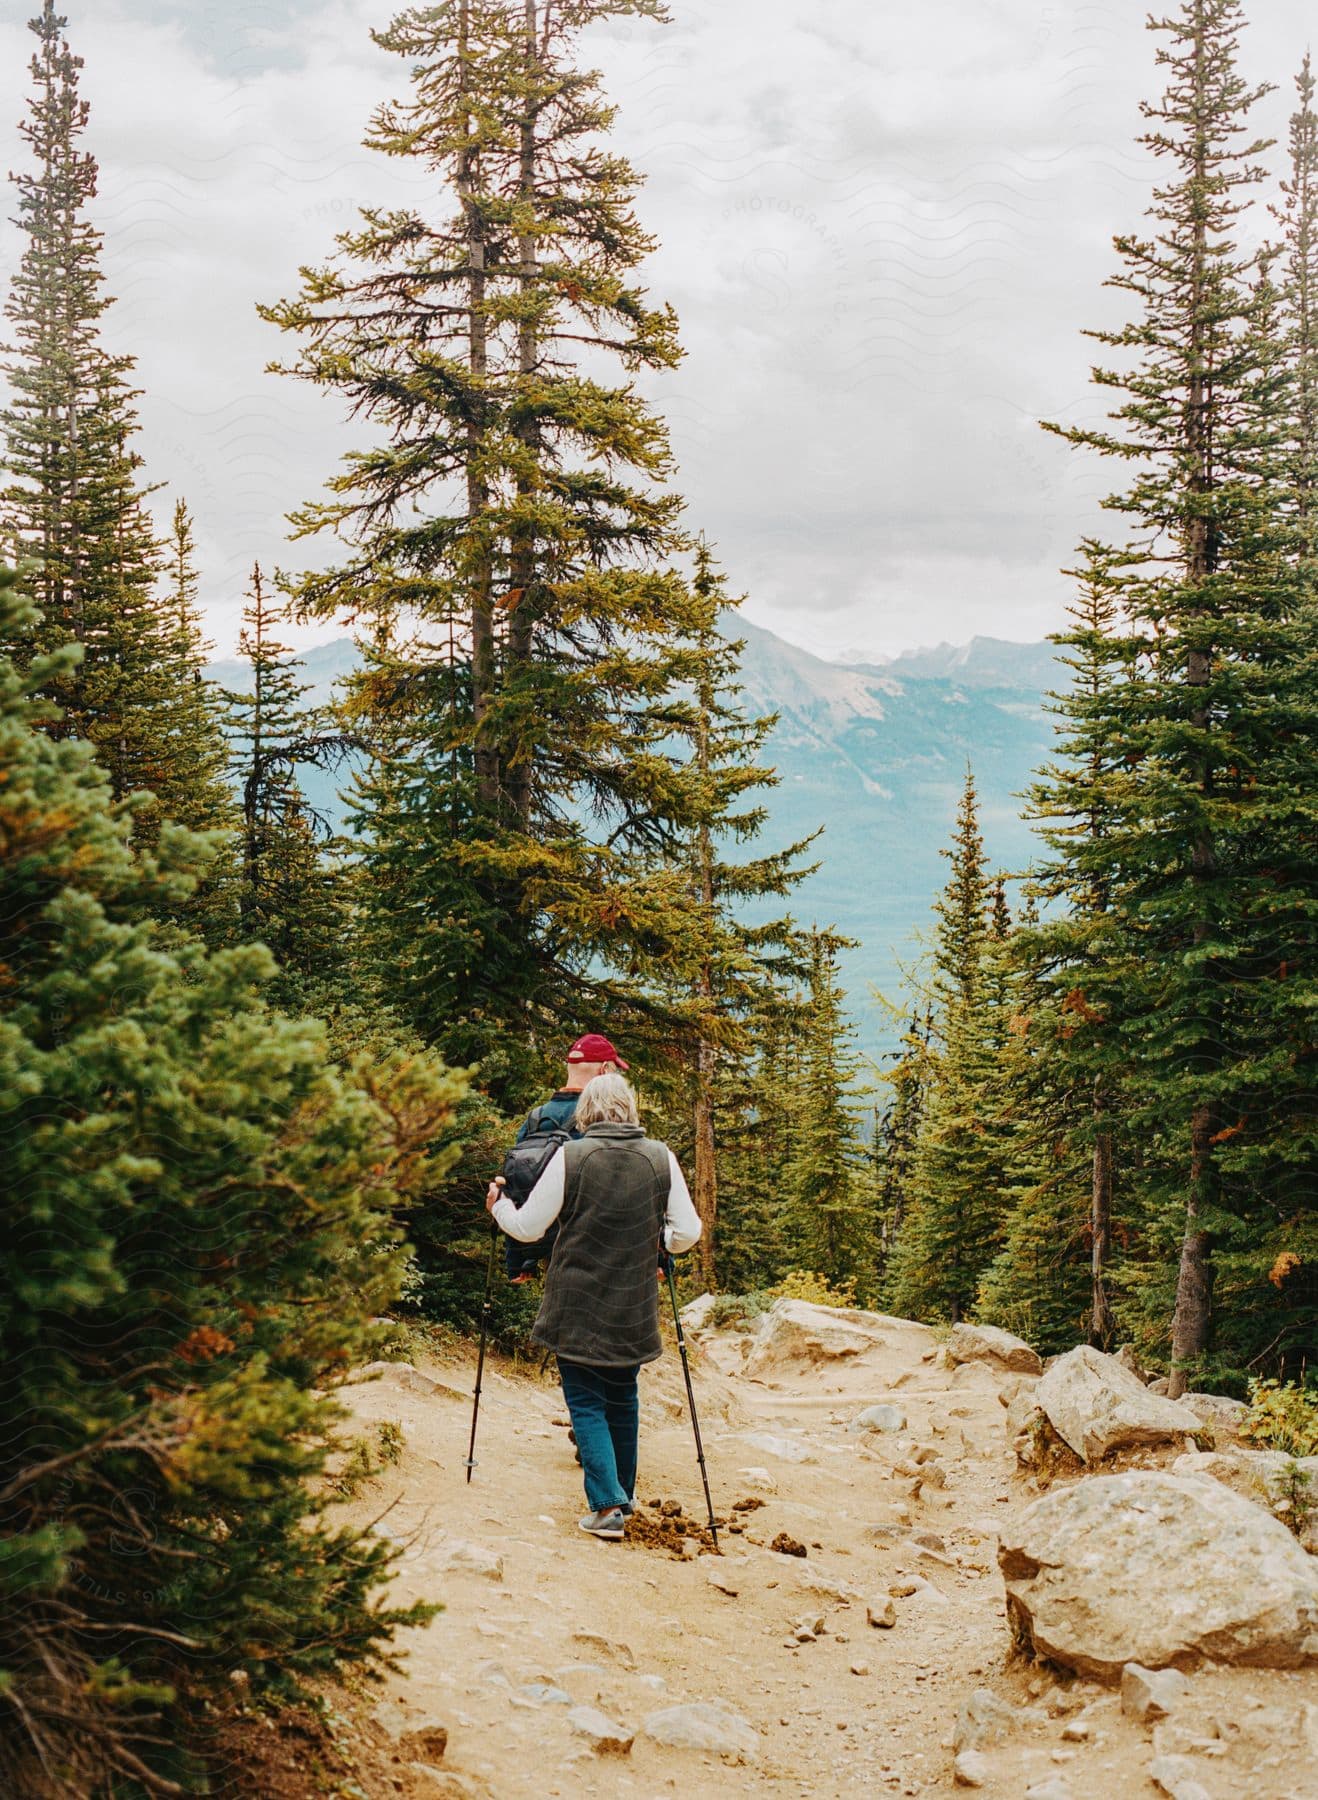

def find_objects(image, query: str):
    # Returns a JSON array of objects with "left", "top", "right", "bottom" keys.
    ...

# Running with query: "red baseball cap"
[{"left": 567, "top": 1032, "right": 628, "bottom": 1071}]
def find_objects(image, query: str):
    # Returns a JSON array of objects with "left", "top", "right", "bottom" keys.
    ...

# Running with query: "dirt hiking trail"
[{"left": 329, "top": 1302, "right": 1318, "bottom": 1799}]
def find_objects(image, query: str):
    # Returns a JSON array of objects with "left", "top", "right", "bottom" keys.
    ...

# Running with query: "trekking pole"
[
  {"left": 663, "top": 1257, "right": 719, "bottom": 1551},
  {"left": 465, "top": 1225, "right": 500, "bottom": 1484}
]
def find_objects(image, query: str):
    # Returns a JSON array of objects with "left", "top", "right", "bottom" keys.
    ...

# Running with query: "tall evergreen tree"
[
  {"left": 885, "top": 769, "right": 1014, "bottom": 1321},
  {"left": 665, "top": 539, "right": 814, "bottom": 1286},
  {"left": 260, "top": 0, "right": 706, "bottom": 1099},
  {"left": 779, "top": 928, "right": 873, "bottom": 1293},
  {"left": 0, "top": 562, "right": 464, "bottom": 1794},
  {"left": 0, "top": 3, "right": 190, "bottom": 821},
  {"left": 221, "top": 563, "right": 351, "bottom": 1005},
  {"left": 1042, "top": 0, "right": 1318, "bottom": 1391}
]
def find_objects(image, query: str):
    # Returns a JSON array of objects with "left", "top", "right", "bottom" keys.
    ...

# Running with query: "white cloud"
[{"left": 0, "top": 0, "right": 1309, "bottom": 657}]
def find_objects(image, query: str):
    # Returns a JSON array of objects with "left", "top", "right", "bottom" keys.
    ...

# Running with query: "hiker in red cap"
[{"left": 500, "top": 1033, "right": 626, "bottom": 1283}]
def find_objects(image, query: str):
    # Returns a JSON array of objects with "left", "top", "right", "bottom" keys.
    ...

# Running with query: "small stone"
[
  {"left": 570, "top": 1632, "right": 636, "bottom": 1669},
  {"left": 1060, "top": 1720, "right": 1090, "bottom": 1743},
  {"left": 849, "top": 1404, "right": 907, "bottom": 1434},
  {"left": 643, "top": 1701, "right": 759, "bottom": 1761},
  {"left": 1148, "top": 1753, "right": 1212, "bottom": 1800},
  {"left": 912, "top": 1530, "right": 946, "bottom": 1551},
  {"left": 567, "top": 1705, "right": 634, "bottom": 1755},
  {"left": 770, "top": 1532, "right": 807, "bottom": 1557},
  {"left": 793, "top": 1625, "right": 817, "bottom": 1643},
  {"left": 953, "top": 1688, "right": 1017, "bottom": 1753},
  {"left": 736, "top": 1466, "right": 777, "bottom": 1492},
  {"left": 1121, "top": 1664, "right": 1193, "bottom": 1725},
  {"left": 953, "top": 1748, "right": 989, "bottom": 1788},
  {"left": 867, "top": 1598, "right": 897, "bottom": 1629},
  {"left": 850, "top": 1662, "right": 870, "bottom": 1676},
  {"left": 512, "top": 1683, "right": 573, "bottom": 1706},
  {"left": 705, "top": 1564, "right": 740, "bottom": 1597},
  {"left": 436, "top": 1539, "right": 504, "bottom": 1581},
  {"left": 398, "top": 1721, "right": 449, "bottom": 1761},
  {"left": 889, "top": 1582, "right": 918, "bottom": 1598}
]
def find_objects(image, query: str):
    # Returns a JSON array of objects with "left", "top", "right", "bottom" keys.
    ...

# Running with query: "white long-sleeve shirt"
[{"left": 493, "top": 1142, "right": 702, "bottom": 1253}]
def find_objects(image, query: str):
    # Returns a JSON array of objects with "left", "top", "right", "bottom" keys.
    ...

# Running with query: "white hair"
[{"left": 574, "top": 1071, "right": 640, "bottom": 1129}]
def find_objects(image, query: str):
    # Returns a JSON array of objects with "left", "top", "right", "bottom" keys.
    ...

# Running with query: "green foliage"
[
  {"left": 0, "top": 565, "right": 468, "bottom": 1794},
  {"left": 885, "top": 772, "right": 1016, "bottom": 1322},
  {"left": 1241, "top": 1378, "right": 1318, "bottom": 1457},
  {"left": 262, "top": 0, "right": 710, "bottom": 1100}
]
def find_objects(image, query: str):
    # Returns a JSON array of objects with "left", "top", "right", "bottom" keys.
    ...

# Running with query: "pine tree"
[
  {"left": 665, "top": 539, "right": 815, "bottom": 1286},
  {"left": 221, "top": 563, "right": 353, "bottom": 1005},
  {"left": 1275, "top": 54, "right": 1318, "bottom": 558},
  {"left": 0, "top": 562, "right": 466, "bottom": 1793},
  {"left": 885, "top": 769, "right": 1015, "bottom": 1321},
  {"left": 1016, "top": 544, "right": 1142, "bottom": 1347},
  {"left": 873, "top": 1008, "right": 933, "bottom": 1278},
  {"left": 0, "top": 3, "right": 188, "bottom": 820},
  {"left": 779, "top": 928, "right": 874, "bottom": 1294},
  {"left": 260, "top": 0, "right": 707, "bottom": 1099},
  {"left": 1042, "top": 0, "right": 1318, "bottom": 1392}
]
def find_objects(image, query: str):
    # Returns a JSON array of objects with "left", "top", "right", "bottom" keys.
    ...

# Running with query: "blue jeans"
[{"left": 557, "top": 1358, "right": 639, "bottom": 1514}]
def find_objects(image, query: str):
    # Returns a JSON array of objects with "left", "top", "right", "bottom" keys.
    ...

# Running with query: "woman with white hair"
[{"left": 486, "top": 1072, "right": 701, "bottom": 1539}]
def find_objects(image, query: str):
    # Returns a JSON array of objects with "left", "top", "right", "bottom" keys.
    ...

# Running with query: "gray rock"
[
  {"left": 849, "top": 1403, "right": 907, "bottom": 1434},
  {"left": 1172, "top": 1447, "right": 1318, "bottom": 1553},
  {"left": 679, "top": 1293, "right": 718, "bottom": 1334},
  {"left": 570, "top": 1631, "right": 635, "bottom": 1668},
  {"left": 952, "top": 1688, "right": 1017, "bottom": 1752},
  {"left": 953, "top": 1748, "right": 990, "bottom": 1787},
  {"left": 947, "top": 1321, "right": 1043, "bottom": 1374},
  {"left": 1120, "top": 1663, "right": 1193, "bottom": 1723},
  {"left": 1148, "top": 1753, "right": 1212, "bottom": 1800},
  {"left": 743, "top": 1298, "right": 896, "bottom": 1377},
  {"left": 436, "top": 1539, "right": 504, "bottom": 1581},
  {"left": 738, "top": 1430, "right": 814, "bottom": 1465},
  {"left": 347, "top": 1358, "right": 442, "bottom": 1395},
  {"left": 513, "top": 1682, "right": 573, "bottom": 1706},
  {"left": 999, "top": 1471, "right": 1318, "bottom": 1679},
  {"left": 643, "top": 1701, "right": 760, "bottom": 1761},
  {"left": 567, "top": 1705, "right": 634, "bottom": 1754},
  {"left": 1179, "top": 1392, "right": 1248, "bottom": 1442},
  {"left": 1113, "top": 1344, "right": 1149, "bottom": 1382},
  {"left": 1036, "top": 1345, "right": 1202, "bottom": 1463}
]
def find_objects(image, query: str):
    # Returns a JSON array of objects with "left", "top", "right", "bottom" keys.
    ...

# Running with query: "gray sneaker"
[{"left": 578, "top": 1507, "right": 626, "bottom": 1540}]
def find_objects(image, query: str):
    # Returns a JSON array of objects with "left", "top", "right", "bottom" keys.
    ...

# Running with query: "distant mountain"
[{"left": 207, "top": 620, "right": 1061, "bottom": 1061}]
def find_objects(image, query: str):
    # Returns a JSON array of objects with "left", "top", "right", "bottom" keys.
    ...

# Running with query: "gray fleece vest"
[{"left": 530, "top": 1122, "right": 669, "bottom": 1367}]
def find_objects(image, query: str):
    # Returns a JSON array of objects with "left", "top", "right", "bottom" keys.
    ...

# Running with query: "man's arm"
[
  {"left": 491, "top": 1145, "right": 568, "bottom": 1242},
  {"left": 662, "top": 1151, "right": 702, "bottom": 1254}
]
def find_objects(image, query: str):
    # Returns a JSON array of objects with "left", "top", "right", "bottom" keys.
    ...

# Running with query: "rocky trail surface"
[{"left": 321, "top": 1303, "right": 1318, "bottom": 1799}]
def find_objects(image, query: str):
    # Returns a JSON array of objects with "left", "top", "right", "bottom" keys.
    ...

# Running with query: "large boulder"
[
  {"left": 1177, "top": 1393, "right": 1248, "bottom": 1444},
  {"left": 1036, "top": 1345, "right": 1200, "bottom": 1463},
  {"left": 1173, "top": 1448, "right": 1318, "bottom": 1554},
  {"left": 998, "top": 1470, "right": 1318, "bottom": 1679},
  {"left": 742, "top": 1298, "right": 916, "bottom": 1378},
  {"left": 947, "top": 1321, "right": 1042, "bottom": 1376}
]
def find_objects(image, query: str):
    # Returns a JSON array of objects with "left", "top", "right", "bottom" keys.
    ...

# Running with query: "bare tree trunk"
[
  {"left": 1168, "top": 1102, "right": 1215, "bottom": 1397},
  {"left": 694, "top": 1033, "right": 717, "bottom": 1289},
  {"left": 457, "top": 0, "right": 498, "bottom": 815},
  {"left": 506, "top": 0, "right": 539, "bottom": 826},
  {"left": 1090, "top": 1078, "right": 1113, "bottom": 1348},
  {"left": 1167, "top": 22, "right": 1217, "bottom": 1395}
]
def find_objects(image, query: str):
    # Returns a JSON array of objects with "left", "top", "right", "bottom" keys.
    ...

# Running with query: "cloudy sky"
[{"left": 0, "top": 0, "right": 1310, "bottom": 659}]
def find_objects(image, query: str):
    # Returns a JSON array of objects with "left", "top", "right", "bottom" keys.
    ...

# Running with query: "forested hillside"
[
  {"left": 207, "top": 621, "right": 1056, "bottom": 1059},
  {"left": 1, "top": 0, "right": 1315, "bottom": 1791}
]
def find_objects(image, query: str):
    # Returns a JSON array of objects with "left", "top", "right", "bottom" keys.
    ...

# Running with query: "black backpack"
[
  {"left": 502, "top": 1105, "right": 575, "bottom": 1206},
  {"left": 501, "top": 1104, "right": 577, "bottom": 1276}
]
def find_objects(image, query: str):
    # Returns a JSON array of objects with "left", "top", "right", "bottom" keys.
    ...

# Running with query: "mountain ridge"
[{"left": 206, "top": 621, "right": 1060, "bottom": 1059}]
